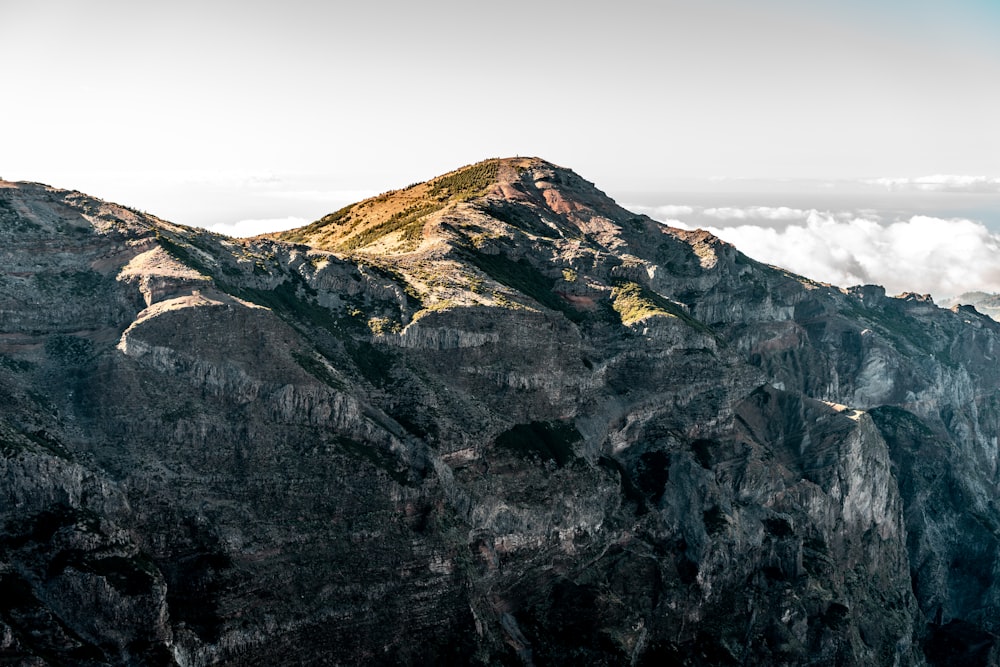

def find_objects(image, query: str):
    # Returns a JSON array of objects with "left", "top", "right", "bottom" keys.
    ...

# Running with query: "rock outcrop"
[{"left": 2, "top": 160, "right": 1000, "bottom": 665}]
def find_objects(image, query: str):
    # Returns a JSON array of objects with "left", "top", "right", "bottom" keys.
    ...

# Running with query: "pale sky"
[{"left": 2, "top": 0, "right": 999, "bottom": 233}]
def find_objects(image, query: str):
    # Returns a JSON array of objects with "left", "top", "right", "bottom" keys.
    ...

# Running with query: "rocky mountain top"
[
  {"left": 941, "top": 291, "right": 1000, "bottom": 321},
  {"left": 2, "top": 162, "right": 1000, "bottom": 665}
]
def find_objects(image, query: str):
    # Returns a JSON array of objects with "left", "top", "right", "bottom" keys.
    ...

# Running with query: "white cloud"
[
  {"left": 622, "top": 204, "right": 696, "bottom": 220},
  {"left": 866, "top": 175, "right": 1000, "bottom": 193},
  {"left": 657, "top": 218, "right": 695, "bottom": 230},
  {"left": 623, "top": 200, "right": 1000, "bottom": 299},
  {"left": 206, "top": 216, "right": 308, "bottom": 238},
  {"left": 262, "top": 189, "right": 378, "bottom": 204},
  {"left": 634, "top": 202, "right": 846, "bottom": 231},
  {"left": 702, "top": 206, "right": 809, "bottom": 221},
  {"left": 699, "top": 212, "right": 1000, "bottom": 300},
  {"left": 652, "top": 204, "right": 695, "bottom": 218}
]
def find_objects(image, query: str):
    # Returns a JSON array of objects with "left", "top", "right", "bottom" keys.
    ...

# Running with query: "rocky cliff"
[{"left": 1, "top": 159, "right": 999, "bottom": 665}]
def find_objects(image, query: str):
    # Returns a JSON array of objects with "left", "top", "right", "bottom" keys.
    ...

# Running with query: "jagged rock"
[{"left": 2, "top": 160, "right": 1000, "bottom": 665}]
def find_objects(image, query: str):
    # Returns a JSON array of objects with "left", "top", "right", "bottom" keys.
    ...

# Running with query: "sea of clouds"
[
  {"left": 864, "top": 175, "right": 1000, "bottom": 194},
  {"left": 629, "top": 202, "right": 1000, "bottom": 302},
  {"left": 205, "top": 188, "right": 378, "bottom": 238},
  {"left": 207, "top": 216, "right": 309, "bottom": 238},
  {"left": 195, "top": 171, "right": 1000, "bottom": 303}
]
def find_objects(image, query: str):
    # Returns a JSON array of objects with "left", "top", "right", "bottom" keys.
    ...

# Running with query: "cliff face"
[{"left": 1, "top": 161, "right": 999, "bottom": 665}]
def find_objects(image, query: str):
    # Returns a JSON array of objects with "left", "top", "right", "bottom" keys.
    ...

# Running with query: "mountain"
[
  {"left": 2, "top": 159, "right": 1000, "bottom": 665},
  {"left": 941, "top": 291, "right": 1000, "bottom": 322}
]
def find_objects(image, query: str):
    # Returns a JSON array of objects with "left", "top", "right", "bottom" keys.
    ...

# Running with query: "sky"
[{"left": 2, "top": 0, "right": 1000, "bottom": 298}]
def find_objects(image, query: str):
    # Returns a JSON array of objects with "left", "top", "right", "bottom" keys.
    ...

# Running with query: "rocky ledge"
[{"left": 2, "top": 161, "right": 999, "bottom": 665}]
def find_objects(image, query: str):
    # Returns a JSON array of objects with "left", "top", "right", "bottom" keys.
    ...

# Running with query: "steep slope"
[
  {"left": 2, "top": 163, "right": 1000, "bottom": 665},
  {"left": 942, "top": 291, "right": 1000, "bottom": 321}
]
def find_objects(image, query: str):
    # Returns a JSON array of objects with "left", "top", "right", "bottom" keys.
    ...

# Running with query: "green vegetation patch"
[
  {"left": 292, "top": 351, "right": 344, "bottom": 390},
  {"left": 32, "top": 269, "right": 106, "bottom": 297},
  {"left": 156, "top": 231, "right": 213, "bottom": 277},
  {"left": 428, "top": 160, "right": 499, "bottom": 199},
  {"left": 464, "top": 250, "right": 585, "bottom": 321},
  {"left": 611, "top": 280, "right": 715, "bottom": 335},
  {"left": 611, "top": 281, "right": 678, "bottom": 325},
  {"left": 339, "top": 201, "right": 443, "bottom": 251},
  {"left": 480, "top": 200, "right": 559, "bottom": 238},
  {"left": 221, "top": 273, "right": 401, "bottom": 389},
  {"left": 283, "top": 204, "right": 355, "bottom": 243},
  {"left": 221, "top": 273, "right": 349, "bottom": 337},
  {"left": 494, "top": 420, "right": 582, "bottom": 467}
]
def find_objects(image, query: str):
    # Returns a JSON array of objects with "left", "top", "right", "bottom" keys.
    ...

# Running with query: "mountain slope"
[
  {"left": 2, "top": 165, "right": 1000, "bottom": 665},
  {"left": 941, "top": 291, "right": 1000, "bottom": 321}
]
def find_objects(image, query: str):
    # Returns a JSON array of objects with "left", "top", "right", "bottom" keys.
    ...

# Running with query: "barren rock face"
[{"left": 2, "top": 161, "right": 1000, "bottom": 665}]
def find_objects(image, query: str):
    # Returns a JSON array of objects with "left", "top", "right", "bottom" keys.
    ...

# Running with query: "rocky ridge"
[
  {"left": 941, "top": 291, "right": 1000, "bottom": 322},
  {"left": 1, "top": 160, "right": 999, "bottom": 665}
]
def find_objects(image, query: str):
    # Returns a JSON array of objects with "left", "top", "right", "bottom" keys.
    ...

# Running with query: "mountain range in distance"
[
  {"left": 2, "top": 157, "right": 1000, "bottom": 665},
  {"left": 940, "top": 292, "right": 1000, "bottom": 321}
]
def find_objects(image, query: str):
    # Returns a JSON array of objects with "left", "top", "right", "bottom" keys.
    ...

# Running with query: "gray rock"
[{"left": 1, "top": 161, "right": 998, "bottom": 665}]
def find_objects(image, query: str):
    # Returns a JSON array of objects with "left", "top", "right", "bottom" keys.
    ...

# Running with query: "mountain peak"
[
  {"left": 7, "top": 161, "right": 1000, "bottom": 664},
  {"left": 268, "top": 156, "right": 721, "bottom": 327},
  {"left": 275, "top": 156, "right": 628, "bottom": 256}
]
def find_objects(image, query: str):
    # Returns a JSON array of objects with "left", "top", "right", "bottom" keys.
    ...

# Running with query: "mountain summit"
[
  {"left": 1, "top": 164, "right": 999, "bottom": 665},
  {"left": 275, "top": 157, "right": 627, "bottom": 252},
  {"left": 271, "top": 156, "right": 741, "bottom": 335}
]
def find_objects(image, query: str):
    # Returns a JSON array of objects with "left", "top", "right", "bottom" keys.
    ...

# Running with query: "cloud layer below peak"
[
  {"left": 865, "top": 175, "right": 1000, "bottom": 193},
  {"left": 631, "top": 203, "right": 1000, "bottom": 301},
  {"left": 207, "top": 216, "right": 308, "bottom": 238}
]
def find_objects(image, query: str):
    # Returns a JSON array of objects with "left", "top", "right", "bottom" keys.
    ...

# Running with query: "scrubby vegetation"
[
  {"left": 464, "top": 250, "right": 583, "bottom": 320},
  {"left": 45, "top": 334, "right": 94, "bottom": 365},
  {"left": 0, "top": 198, "right": 40, "bottom": 231},
  {"left": 367, "top": 316, "right": 399, "bottom": 336},
  {"left": 338, "top": 201, "right": 443, "bottom": 251},
  {"left": 283, "top": 205, "right": 355, "bottom": 244},
  {"left": 291, "top": 351, "right": 344, "bottom": 390},
  {"left": 610, "top": 281, "right": 714, "bottom": 337},
  {"left": 360, "top": 262, "right": 423, "bottom": 309},
  {"left": 610, "top": 282, "right": 678, "bottom": 325},
  {"left": 428, "top": 160, "right": 500, "bottom": 199},
  {"left": 839, "top": 299, "right": 942, "bottom": 360},
  {"left": 0, "top": 421, "right": 73, "bottom": 460},
  {"left": 32, "top": 270, "right": 107, "bottom": 297},
  {"left": 155, "top": 231, "right": 214, "bottom": 278},
  {"left": 479, "top": 201, "right": 559, "bottom": 239},
  {"left": 495, "top": 420, "right": 582, "bottom": 467},
  {"left": 343, "top": 340, "right": 395, "bottom": 388},
  {"left": 279, "top": 159, "right": 504, "bottom": 252}
]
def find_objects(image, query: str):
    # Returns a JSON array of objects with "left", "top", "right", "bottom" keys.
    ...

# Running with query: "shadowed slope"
[{"left": 3, "top": 165, "right": 1000, "bottom": 665}]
